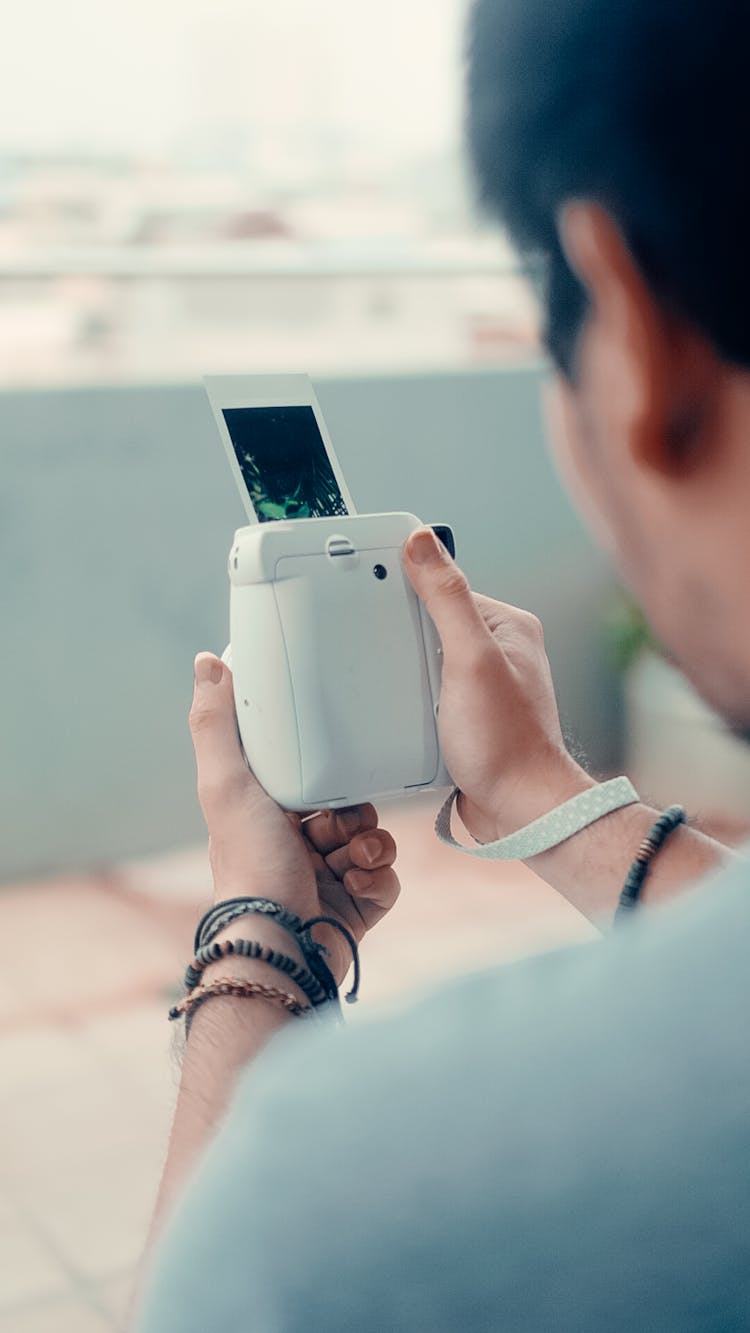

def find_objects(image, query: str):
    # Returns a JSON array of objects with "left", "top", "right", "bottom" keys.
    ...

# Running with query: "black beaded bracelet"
[
  {"left": 182, "top": 938, "right": 328, "bottom": 1008},
  {"left": 195, "top": 898, "right": 339, "bottom": 1004},
  {"left": 193, "top": 897, "right": 361, "bottom": 1004},
  {"left": 614, "top": 804, "right": 687, "bottom": 921}
]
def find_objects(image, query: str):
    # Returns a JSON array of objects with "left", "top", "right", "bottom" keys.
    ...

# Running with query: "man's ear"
[{"left": 557, "top": 201, "right": 703, "bottom": 478}]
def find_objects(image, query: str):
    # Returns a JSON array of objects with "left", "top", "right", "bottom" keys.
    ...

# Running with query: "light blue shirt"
[{"left": 138, "top": 859, "right": 750, "bottom": 1331}]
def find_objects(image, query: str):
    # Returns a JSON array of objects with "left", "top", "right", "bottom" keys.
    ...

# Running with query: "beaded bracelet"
[
  {"left": 194, "top": 897, "right": 361, "bottom": 1004},
  {"left": 183, "top": 938, "right": 327, "bottom": 1007},
  {"left": 614, "top": 804, "right": 687, "bottom": 921},
  {"left": 169, "top": 977, "right": 312, "bottom": 1025}
]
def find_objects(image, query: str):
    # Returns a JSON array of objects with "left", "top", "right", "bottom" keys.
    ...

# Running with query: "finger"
[
  {"left": 325, "top": 828, "right": 397, "bottom": 880},
  {"left": 303, "top": 804, "right": 378, "bottom": 855},
  {"left": 403, "top": 529, "right": 492, "bottom": 657},
  {"left": 189, "top": 653, "right": 258, "bottom": 821},
  {"left": 343, "top": 865, "right": 401, "bottom": 913}
]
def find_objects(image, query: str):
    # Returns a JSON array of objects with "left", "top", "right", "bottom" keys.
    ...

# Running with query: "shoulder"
[
  {"left": 249, "top": 850, "right": 750, "bottom": 1112},
  {"left": 139, "top": 858, "right": 750, "bottom": 1333}
]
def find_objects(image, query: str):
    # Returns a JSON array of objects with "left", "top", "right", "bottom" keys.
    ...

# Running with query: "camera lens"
[{"left": 373, "top": 564, "right": 388, "bottom": 580}]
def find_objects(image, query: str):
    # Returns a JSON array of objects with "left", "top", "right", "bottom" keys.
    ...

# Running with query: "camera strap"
[{"left": 434, "top": 776, "right": 640, "bottom": 860}]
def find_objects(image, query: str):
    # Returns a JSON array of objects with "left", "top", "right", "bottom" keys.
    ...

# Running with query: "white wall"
[{"left": 0, "top": 366, "right": 620, "bottom": 881}]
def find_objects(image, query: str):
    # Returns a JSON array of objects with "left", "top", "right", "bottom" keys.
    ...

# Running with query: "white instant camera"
[{"left": 205, "top": 374, "right": 452, "bottom": 811}]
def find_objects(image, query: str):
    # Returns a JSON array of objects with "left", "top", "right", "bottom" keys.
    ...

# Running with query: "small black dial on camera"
[{"left": 373, "top": 563, "right": 388, "bottom": 580}]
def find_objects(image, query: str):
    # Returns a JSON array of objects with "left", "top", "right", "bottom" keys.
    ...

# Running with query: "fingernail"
[
  {"left": 348, "top": 869, "right": 373, "bottom": 893},
  {"left": 194, "top": 654, "right": 223, "bottom": 686},
  {"left": 408, "top": 528, "right": 442, "bottom": 564},
  {"left": 359, "top": 836, "right": 381, "bottom": 863}
]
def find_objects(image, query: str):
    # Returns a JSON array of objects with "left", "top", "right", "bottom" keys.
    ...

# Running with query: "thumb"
[
  {"left": 189, "top": 653, "right": 258, "bottom": 821},
  {"left": 403, "top": 528, "right": 489, "bottom": 653}
]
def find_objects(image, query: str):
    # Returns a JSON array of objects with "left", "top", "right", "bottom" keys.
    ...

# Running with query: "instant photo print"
[
  {"left": 205, "top": 374, "right": 452, "bottom": 811},
  {"left": 206, "top": 374, "right": 354, "bottom": 525}
]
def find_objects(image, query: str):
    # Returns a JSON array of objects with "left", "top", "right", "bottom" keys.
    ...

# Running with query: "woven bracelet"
[
  {"left": 183, "top": 938, "right": 327, "bottom": 1007},
  {"left": 169, "top": 977, "right": 312, "bottom": 1026},
  {"left": 614, "top": 804, "right": 687, "bottom": 921},
  {"left": 195, "top": 898, "right": 307, "bottom": 953}
]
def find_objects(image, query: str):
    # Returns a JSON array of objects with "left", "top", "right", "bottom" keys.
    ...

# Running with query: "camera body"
[{"left": 223, "top": 512, "right": 451, "bottom": 810}]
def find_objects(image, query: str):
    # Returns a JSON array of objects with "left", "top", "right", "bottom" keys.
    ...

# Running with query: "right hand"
[{"left": 403, "top": 528, "right": 594, "bottom": 845}]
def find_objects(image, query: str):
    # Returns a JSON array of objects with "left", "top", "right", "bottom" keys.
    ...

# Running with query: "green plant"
[{"left": 603, "top": 594, "right": 662, "bottom": 673}]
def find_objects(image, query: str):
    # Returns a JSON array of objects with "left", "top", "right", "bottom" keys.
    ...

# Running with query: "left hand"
[{"left": 188, "top": 652, "right": 401, "bottom": 986}]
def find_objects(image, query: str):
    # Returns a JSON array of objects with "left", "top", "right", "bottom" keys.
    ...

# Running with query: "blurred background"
[
  {"left": 2, "top": 2, "right": 749, "bottom": 1330},
  {"left": 0, "top": 0, "right": 535, "bottom": 385}
]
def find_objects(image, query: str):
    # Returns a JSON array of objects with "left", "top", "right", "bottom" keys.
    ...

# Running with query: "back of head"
[{"left": 466, "top": 0, "right": 750, "bottom": 377}]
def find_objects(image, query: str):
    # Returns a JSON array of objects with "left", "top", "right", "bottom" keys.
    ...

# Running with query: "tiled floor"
[{"left": 0, "top": 795, "right": 598, "bottom": 1329}]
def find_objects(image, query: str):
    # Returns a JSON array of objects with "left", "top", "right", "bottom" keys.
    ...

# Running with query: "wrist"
[
  {"left": 210, "top": 914, "right": 307, "bottom": 960},
  {"left": 486, "top": 754, "right": 596, "bottom": 843},
  {"left": 523, "top": 799, "right": 658, "bottom": 920},
  {"left": 199, "top": 917, "right": 312, "bottom": 1008},
  {"left": 523, "top": 798, "right": 726, "bottom": 926}
]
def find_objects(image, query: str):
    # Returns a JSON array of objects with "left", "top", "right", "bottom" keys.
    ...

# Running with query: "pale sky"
[{"left": 1, "top": 0, "right": 469, "bottom": 158}]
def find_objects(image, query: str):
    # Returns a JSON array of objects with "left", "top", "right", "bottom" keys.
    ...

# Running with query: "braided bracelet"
[
  {"left": 196, "top": 899, "right": 308, "bottom": 953},
  {"left": 169, "top": 978, "right": 312, "bottom": 1025},
  {"left": 183, "top": 938, "right": 327, "bottom": 1007},
  {"left": 614, "top": 804, "right": 687, "bottom": 921}
]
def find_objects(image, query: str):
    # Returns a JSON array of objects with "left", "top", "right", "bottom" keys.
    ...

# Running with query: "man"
[{"left": 136, "top": 0, "right": 750, "bottom": 1327}]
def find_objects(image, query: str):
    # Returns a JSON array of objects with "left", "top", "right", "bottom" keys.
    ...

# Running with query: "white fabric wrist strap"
[{"left": 435, "top": 776, "right": 640, "bottom": 860}]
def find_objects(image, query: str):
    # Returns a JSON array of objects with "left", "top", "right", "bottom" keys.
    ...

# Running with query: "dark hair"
[{"left": 466, "top": 0, "right": 750, "bottom": 378}]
